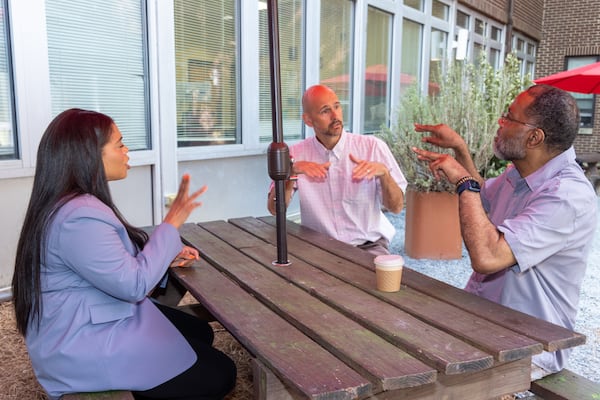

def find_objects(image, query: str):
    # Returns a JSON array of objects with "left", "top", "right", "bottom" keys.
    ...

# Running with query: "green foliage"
[{"left": 378, "top": 54, "right": 532, "bottom": 192}]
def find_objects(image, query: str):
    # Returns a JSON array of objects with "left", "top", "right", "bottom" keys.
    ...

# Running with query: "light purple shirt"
[
  {"left": 289, "top": 131, "right": 407, "bottom": 246},
  {"left": 465, "top": 146, "right": 597, "bottom": 372}
]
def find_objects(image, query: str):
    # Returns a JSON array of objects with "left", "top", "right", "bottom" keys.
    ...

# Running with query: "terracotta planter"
[{"left": 404, "top": 188, "right": 462, "bottom": 259}]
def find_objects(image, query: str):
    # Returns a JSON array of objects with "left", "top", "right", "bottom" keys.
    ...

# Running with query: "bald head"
[
  {"left": 302, "top": 85, "right": 337, "bottom": 113},
  {"left": 301, "top": 84, "right": 344, "bottom": 146}
]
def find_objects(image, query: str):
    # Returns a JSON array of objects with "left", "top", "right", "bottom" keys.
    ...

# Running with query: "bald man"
[{"left": 267, "top": 84, "right": 407, "bottom": 256}]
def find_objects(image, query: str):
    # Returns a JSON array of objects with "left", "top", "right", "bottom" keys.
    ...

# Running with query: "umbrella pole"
[{"left": 266, "top": 0, "right": 291, "bottom": 266}]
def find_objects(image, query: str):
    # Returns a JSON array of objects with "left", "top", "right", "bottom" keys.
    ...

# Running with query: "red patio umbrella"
[
  {"left": 321, "top": 65, "right": 439, "bottom": 96},
  {"left": 534, "top": 61, "right": 600, "bottom": 94}
]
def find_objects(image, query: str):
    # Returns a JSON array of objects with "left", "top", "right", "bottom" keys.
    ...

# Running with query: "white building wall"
[{"left": 0, "top": 0, "right": 526, "bottom": 298}]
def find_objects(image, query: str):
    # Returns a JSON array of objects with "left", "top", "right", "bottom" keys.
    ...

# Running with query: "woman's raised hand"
[{"left": 163, "top": 174, "right": 207, "bottom": 229}]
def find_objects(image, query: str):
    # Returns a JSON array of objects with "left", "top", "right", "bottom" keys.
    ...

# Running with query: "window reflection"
[
  {"left": 175, "top": 0, "right": 238, "bottom": 147},
  {"left": 319, "top": 0, "right": 354, "bottom": 132},
  {"left": 47, "top": 0, "right": 148, "bottom": 150},
  {"left": 259, "top": 0, "right": 303, "bottom": 143},
  {"left": 363, "top": 7, "right": 391, "bottom": 134},
  {"left": 0, "top": 1, "right": 15, "bottom": 160},
  {"left": 567, "top": 56, "right": 597, "bottom": 131}
]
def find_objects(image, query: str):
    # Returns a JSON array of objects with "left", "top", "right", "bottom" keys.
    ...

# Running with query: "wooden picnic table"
[{"left": 165, "top": 216, "right": 585, "bottom": 400}]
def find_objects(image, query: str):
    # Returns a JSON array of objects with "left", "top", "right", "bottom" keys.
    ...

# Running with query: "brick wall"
[
  {"left": 536, "top": 0, "right": 600, "bottom": 153},
  {"left": 457, "top": 0, "right": 599, "bottom": 153}
]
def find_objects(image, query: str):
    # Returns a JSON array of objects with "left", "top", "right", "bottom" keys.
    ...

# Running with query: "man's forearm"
[
  {"left": 380, "top": 171, "right": 404, "bottom": 214},
  {"left": 459, "top": 192, "right": 516, "bottom": 273},
  {"left": 454, "top": 143, "right": 483, "bottom": 183}
]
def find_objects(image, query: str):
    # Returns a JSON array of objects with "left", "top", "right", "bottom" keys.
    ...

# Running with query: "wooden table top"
[{"left": 170, "top": 216, "right": 585, "bottom": 400}]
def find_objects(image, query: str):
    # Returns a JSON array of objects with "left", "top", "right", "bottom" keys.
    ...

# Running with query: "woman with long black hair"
[{"left": 12, "top": 109, "right": 236, "bottom": 400}]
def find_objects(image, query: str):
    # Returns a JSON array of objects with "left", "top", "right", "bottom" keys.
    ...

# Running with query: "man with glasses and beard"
[
  {"left": 267, "top": 84, "right": 407, "bottom": 256},
  {"left": 412, "top": 84, "right": 597, "bottom": 382}
]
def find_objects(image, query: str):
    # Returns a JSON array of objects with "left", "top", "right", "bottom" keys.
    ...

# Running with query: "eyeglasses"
[{"left": 499, "top": 112, "right": 538, "bottom": 129}]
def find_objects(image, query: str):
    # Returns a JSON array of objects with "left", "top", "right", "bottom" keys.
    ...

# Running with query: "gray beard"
[{"left": 493, "top": 135, "right": 527, "bottom": 161}]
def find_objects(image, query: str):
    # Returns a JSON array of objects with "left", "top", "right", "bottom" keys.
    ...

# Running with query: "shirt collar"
[
  {"left": 312, "top": 130, "right": 347, "bottom": 159},
  {"left": 508, "top": 147, "right": 576, "bottom": 191}
]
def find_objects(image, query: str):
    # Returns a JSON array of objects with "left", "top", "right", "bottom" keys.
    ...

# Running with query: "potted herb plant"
[{"left": 379, "top": 54, "right": 530, "bottom": 259}]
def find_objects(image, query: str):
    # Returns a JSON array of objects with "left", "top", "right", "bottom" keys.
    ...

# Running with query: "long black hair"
[{"left": 12, "top": 108, "right": 148, "bottom": 336}]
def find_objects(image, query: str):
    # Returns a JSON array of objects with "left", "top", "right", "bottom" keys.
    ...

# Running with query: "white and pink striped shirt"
[{"left": 290, "top": 131, "right": 407, "bottom": 246}]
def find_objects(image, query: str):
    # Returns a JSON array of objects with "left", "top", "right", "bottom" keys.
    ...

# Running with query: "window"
[
  {"left": 491, "top": 26, "right": 502, "bottom": 42},
  {"left": 0, "top": 0, "right": 15, "bottom": 160},
  {"left": 363, "top": 7, "right": 391, "bottom": 134},
  {"left": 474, "top": 18, "right": 485, "bottom": 35},
  {"left": 456, "top": 10, "right": 469, "bottom": 29},
  {"left": 429, "top": 28, "right": 448, "bottom": 84},
  {"left": 46, "top": 0, "right": 149, "bottom": 150},
  {"left": 174, "top": 0, "right": 238, "bottom": 147},
  {"left": 473, "top": 43, "right": 484, "bottom": 65},
  {"left": 489, "top": 48, "right": 501, "bottom": 70},
  {"left": 454, "top": 10, "right": 470, "bottom": 61},
  {"left": 404, "top": 0, "right": 423, "bottom": 12},
  {"left": 567, "top": 56, "right": 598, "bottom": 133},
  {"left": 320, "top": 0, "right": 354, "bottom": 131},
  {"left": 512, "top": 33, "right": 537, "bottom": 79},
  {"left": 259, "top": 0, "right": 303, "bottom": 143},
  {"left": 516, "top": 38, "right": 525, "bottom": 52},
  {"left": 401, "top": 19, "right": 423, "bottom": 95},
  {"left": 432, "top": 0, "right": 449, "bottom": 21}
]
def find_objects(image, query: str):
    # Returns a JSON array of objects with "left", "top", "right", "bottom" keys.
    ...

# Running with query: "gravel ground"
[{"left": 384, "top": 197, "right": 600, "bottom": 384}]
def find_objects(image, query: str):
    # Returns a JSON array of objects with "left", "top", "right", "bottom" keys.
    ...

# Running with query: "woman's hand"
[
  {"left": 163, "top": 174, "right": 207, "bottom": 229},
  {"left": 169, "top": 245, "right": 199, "bottom": 268}
]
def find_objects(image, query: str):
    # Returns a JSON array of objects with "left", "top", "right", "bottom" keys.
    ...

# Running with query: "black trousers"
[{"left": 132, "top": 303, "right": 237, "bottom": 400}]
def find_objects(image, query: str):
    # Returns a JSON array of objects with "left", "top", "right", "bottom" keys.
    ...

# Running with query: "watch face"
[
  {"left": 468, "top": 181, "right": 481, "bottom": 192},
  {"left": 457, "top": 179, "right": 481, "bottom": 195}
]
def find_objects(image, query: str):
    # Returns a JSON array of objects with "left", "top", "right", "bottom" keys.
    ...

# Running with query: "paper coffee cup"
[{"left": 374, "top": 254, "right": 404, "bottom": 292}]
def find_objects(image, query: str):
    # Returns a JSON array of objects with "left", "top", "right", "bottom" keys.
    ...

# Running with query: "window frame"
[
  {"left": 0, "top": 0, "right": 17, "bottom": 163},
  {"left": 0, "top": 0, "right": 52, "bottom": 178}
]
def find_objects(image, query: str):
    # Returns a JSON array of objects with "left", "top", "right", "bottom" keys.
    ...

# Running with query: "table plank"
[
  {"left": 170, "top": 254, "right": 371, "bottom": 400},
  {"left": 229, "top": 217, "right": 543, "bottom": 362},
  {"left": 374, "top": 358, "right": 532, "bottom": 400},
  {"left": 257, "top": 216, "right": 586, "bottom": 352},
  {"left": 179, "top": 224, "right": 436, "bottom": 391},
  {"left": 193, "top": 221, "right": 495, "bottom": 375}
]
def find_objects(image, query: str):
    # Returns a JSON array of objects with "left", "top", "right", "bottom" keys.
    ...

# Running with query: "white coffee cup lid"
[{"left": 374, "top": 254, "right": 404, "bottom": 270}]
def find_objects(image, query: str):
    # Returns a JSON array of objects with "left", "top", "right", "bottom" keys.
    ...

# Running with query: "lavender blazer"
[{"left": 25, "top": 195, "right": 196, "bottom": 399}]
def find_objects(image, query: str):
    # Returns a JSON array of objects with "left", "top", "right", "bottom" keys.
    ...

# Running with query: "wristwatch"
[
  {"left": 456, "top": 178, "right": 481, "bottom": 196},
  {"left": 289, "top": 157, "right": 298, "bottom": 181}
]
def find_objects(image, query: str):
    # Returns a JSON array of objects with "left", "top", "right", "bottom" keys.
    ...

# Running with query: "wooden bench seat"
[
  {"left": 61, "top": 391, "right": 134, "bottom": 400},
  {"left": 530, "top": 368, "right": 600, "bottom": 400}
]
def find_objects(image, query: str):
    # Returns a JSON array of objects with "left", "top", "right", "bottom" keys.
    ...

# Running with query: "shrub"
[{"left": 379, "top": 54, "right": 531, "bottom": 192}]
